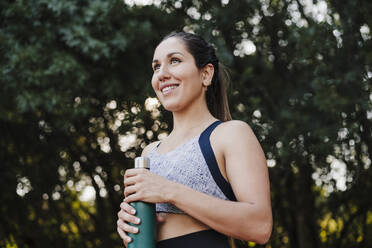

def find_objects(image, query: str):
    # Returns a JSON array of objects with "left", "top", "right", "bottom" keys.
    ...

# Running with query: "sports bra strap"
[{"left": 198, "top": 121, "right": 237, "bottom": 201}]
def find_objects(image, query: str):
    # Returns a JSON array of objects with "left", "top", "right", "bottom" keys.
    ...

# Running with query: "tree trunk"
[{"left": 295, "top": 161, "right": 319, "bottom": 248}]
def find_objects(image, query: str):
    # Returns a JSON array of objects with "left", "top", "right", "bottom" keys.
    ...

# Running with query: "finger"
[
  {"left": 124, "top": 185, "right": 137, "bottom": 198},
  {"left": 117, "top": 220, "right": 132, "bottom": 246},
  {"left": 117, "top": 222, "right": 128, "bottom": 238},
  {"left": 117, "top": 219, "right": 139, "bottom": 234},
  {"left": 118, "top": 209, "right": 141, "bottom": 225},
  {"left": 117, "top": 226, "right": 129, "bottom": 246},
  {"left": 124, "top": 168, "right": 138, "bottom": 179},
  {"left": 116, "top": 227, "right": 128, "bottom": 247},
  {"left": 123, "top": 176, "right": 137, "bottom": 187},
  {"left": 124, "top": 193, "right": 141, "bottom": 204},
  {"left": 120, "top": 201, "right": 136, "bottom": 215},
  {"left": 124, "top": 168, "right": 148, "bottom": 178}
]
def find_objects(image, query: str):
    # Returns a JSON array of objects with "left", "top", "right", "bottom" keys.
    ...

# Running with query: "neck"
[{"left": 171, "top": 99, "right": 216, "bottom": 136}]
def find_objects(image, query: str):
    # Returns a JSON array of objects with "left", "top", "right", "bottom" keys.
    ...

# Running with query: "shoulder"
[
  {"left": 141, "top": 141, "right": 161, "bottom": 156},
  {"left": 213, "top": 120, "right": 260, "bottom": 153},
  {"left": 216, "top": 120, "right": 255, "bottom": 139}
]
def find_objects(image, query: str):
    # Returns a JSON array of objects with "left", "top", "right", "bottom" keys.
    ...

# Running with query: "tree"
[{"left": 1, "top": 0, "right": 371, "bottom": 247}]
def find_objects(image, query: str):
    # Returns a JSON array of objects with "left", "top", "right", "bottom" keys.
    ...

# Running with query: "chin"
[
  {"left": 162, "top": 104, "right": 181, "bottom": 112},
  {"left": 161, "top": 100, "right": 183, "bottom": 112}
]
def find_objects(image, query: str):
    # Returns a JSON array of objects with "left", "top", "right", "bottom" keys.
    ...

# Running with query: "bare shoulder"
[
  {"left": 216, "top": 120, "right": 255, "bottom": 140},
  {"left": 214, "top": 120, "right": 262, "bottom": 154},
  {"left": 141, "top": 141, "right": 160, "bottom": 156}
]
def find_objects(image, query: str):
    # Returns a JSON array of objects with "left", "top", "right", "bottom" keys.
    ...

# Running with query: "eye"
[
  {"left": 170, "top": 57, "right": 181, "bottom": 64},
  {"left": 153, "top": 63, "right": 160, "bottom": 71}
]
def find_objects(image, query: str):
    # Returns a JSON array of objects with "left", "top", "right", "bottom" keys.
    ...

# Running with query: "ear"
[{"left": 201, "top": 63, "right": 214, "bottom": 87}]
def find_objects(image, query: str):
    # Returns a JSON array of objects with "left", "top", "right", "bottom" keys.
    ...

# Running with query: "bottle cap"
[{"left": 134, "top": 157, "right": 150, "bottom": 169}]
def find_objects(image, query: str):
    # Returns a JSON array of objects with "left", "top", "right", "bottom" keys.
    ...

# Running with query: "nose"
[{"left": 157, "top": 64, "right": 171, "bottom": 82}]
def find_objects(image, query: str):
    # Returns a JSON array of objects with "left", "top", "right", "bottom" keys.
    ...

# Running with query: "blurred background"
[{"left": 1, "top": 0, "right": 371, "bottom": 247}]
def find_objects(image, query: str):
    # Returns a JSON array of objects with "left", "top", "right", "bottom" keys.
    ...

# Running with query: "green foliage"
[{"left": 1, "top": 0, "right": 371, "bottom": 247}]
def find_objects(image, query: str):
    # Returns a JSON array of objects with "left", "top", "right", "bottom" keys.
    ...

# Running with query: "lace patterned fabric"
[{"left": 148, "top": 134, "right": 229, "bottom": 214}]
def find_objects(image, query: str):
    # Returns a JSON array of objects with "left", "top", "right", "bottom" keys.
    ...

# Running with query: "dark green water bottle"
[{"left": 128, "top": 157, "right": 156, "bottom": 248}]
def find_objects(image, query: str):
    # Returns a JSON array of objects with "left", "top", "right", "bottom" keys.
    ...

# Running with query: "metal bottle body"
[
  {"left": 128, "top": 201, "right": 156, "bottom": 248},
  {"left": 128, "top": 157, "right": 156, "bottom": 248}
]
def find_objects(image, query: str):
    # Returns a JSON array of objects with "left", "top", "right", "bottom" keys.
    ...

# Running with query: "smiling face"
[{"left": 151, "top": 37, "right": 206, "bottom": 112}]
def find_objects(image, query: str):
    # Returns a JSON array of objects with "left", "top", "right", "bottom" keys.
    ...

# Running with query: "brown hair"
[{"left": 161, "top": 32, "right": 232, "bottom": 121}]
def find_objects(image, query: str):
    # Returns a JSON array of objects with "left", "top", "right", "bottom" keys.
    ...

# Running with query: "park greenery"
[{"left": 1, "top": 0, "right": 371, "bottom": 247}]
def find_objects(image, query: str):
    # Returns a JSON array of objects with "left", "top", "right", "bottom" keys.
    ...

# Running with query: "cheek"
[
  {"left": 174, "top": 65, "right": 201, "bottom": 84},
  {"left": 151, "top": 76, "right": 163, "bottom": 100},
  {"left": 151, "top": 76, "right": 157, "bottom": 90}
]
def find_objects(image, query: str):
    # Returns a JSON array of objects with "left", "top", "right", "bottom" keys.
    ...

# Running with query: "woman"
[{"left": 117, "top": 32, "right": 272, "bottom": 248}]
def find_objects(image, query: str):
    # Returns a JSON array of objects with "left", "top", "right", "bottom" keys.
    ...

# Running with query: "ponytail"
[{"left": 206, "top": 62, "right": 232, "bottom": 121}]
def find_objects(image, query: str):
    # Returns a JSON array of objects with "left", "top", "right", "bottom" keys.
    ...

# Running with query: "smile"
[{"left": 160, "top": 84, "right": 179, "bottom": 94}]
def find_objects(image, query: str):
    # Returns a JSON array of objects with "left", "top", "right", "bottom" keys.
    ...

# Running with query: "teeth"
[{"left": 162, "top": 85, "right": 178, "bottom": 94}]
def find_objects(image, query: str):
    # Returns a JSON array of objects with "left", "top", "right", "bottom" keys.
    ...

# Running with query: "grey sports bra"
[{"left": 147, "top": 120, "right": 236, "bottom": 214}]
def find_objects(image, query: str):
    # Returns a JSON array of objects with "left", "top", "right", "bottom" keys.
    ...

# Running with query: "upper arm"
[
  {"left": 141, "top": 141, "right": 160, "bottom": 156},
  {"left": 219, "top": 121, "right": 271, "bottom": 207}
]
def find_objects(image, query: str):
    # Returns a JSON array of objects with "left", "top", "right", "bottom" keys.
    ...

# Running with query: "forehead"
[{"left": 153, "top": 37, "right": 190, "bottom": 59}]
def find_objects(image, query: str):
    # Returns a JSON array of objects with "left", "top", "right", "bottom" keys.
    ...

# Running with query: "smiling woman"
[
  {"left": 151, "top": 37, "right": 208, "bottom": 114},
  {"left": 117, "top": 32, "right": 272, "bottom": 248}
]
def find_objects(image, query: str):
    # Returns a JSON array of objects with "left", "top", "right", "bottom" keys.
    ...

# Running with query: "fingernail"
[
  {"left": 135, "top": 218, "right": 140, "bottom": 224},
  {"left": 133, "top": 227, "right": 138, "bottom": 233},
  {"left": 126, "top": 237, "right": 131, "bottom": 242},
  {"left": 131, "top": 209, "right": 136, "bottom": 214}
]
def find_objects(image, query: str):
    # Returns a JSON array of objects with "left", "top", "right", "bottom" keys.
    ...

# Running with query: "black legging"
[{"left": 157, "top": 229, "right": 230, "bottom": 248}]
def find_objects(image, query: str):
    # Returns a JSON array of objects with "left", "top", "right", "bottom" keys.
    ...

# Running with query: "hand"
[
  {"left": 123, "top": 168, "right": 175, "bottom": 204},
  {"left": 117, "top": 201, "right": 166, "bottom": 247},
  {"left": 117, "top": 201, "right": 140, "bottom": 247}
]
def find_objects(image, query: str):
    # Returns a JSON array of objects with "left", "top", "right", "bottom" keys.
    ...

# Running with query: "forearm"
[{"left": 167, "top": 182, "right": 272, "bottom": 244}]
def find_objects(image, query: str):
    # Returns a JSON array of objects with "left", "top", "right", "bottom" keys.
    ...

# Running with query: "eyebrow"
[{"left": 152, "top": 52, "right": 184, "bottom": 64}]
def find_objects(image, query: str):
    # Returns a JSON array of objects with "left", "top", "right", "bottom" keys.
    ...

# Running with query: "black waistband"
[{"left": 157, "top": 229, "right": 229, "bottom": 248}]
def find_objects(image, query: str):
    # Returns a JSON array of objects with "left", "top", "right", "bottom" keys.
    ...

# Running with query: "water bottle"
[{"left": 128, "top": 157, "right": 156, "bottom": 248}]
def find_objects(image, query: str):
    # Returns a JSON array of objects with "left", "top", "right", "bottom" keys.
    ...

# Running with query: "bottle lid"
[{"left": 134, "top": 157, "right": 150, "bottom": 169}]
